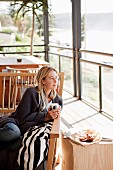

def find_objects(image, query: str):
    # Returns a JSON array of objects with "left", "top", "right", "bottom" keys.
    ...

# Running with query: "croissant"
[{"left": 79, "top": 133, "right": 94, "bottom": 142}]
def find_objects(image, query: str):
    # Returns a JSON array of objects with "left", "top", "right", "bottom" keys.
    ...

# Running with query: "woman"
[{"left": 0, "top": 66, "right": 63, "bottom": 145}]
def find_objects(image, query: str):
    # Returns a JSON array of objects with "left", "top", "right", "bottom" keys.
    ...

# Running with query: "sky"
[
  {"left": 0, "top": 2, "right": 10, "bottom": 14},
  {"left": 51, "top": 0, "right": 113, "bottom": 14},
  {"left": 82, "top": 0, "right": 113, "bottom": 13},
  {"left": 50, "top": 0, "right": 71, "bottom": 14},
  {"left": 0, "top": 0, "right": 71, "bottom": 14},
  {"left": 1, "top": 0, "right": 113, "bottom": 15}
]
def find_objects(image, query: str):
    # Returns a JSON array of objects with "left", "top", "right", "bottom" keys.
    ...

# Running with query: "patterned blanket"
[{"left": 17, "top": 122, "right": 53, "bottom": 170}]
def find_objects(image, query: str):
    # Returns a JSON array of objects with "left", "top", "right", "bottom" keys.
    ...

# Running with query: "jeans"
[{"left": 0, "top": 123, "right": 21, "bottom": 142}]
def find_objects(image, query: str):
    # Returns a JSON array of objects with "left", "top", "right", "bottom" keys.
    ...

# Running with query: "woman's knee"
[
  {"left": 0, "top": 123, "right": 21, "bottom": 142},
  {"left": 6, "top": 123, "right": 21, "bottom": 136}
]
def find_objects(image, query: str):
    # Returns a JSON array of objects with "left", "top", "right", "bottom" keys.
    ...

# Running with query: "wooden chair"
[
  {"left": 57, "top": 72, "right": 64, "bottom": 97},
  {"left": 47, "top": 72, "right": 64, "bottom": 170},
  {"left": 0, "top": 71, "right": 64, "bottom": 170},
  {"left": 6, "top": 66, "right": 39, "bottom": 105}
]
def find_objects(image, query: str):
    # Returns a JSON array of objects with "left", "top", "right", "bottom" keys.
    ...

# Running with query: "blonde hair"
[{"left": 36, "top": 66, "right": 58, "bottom": 110}]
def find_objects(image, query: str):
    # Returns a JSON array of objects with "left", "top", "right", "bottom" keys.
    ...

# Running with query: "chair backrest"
[
  {"left": 57, "top": 72, "right": 64, "bottom": 97},
  {"left": 46, "top": 72, "right": 64, "bottom": 170},
  {"left": 6, "top": 66, "right": 39, "bottom": 73},
  {"left": 6, "top": 66, "right": 39, "bottom": 90},
  {"left": 0, "top": 72, "right": 37, "bottom": 115}
]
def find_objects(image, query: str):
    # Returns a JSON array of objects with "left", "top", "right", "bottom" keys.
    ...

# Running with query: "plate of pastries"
[{"left": 71, "top": 129, "right": 102, "bottom": 146}]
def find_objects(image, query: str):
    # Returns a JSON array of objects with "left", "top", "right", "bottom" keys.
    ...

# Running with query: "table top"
[{"left": 0, "top": 55, "right": 49, "bottom": 66}]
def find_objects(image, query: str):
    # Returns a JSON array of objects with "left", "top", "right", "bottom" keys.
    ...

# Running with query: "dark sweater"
[{"left": 0, "top": 87, "right": 63, "bottom": 134}]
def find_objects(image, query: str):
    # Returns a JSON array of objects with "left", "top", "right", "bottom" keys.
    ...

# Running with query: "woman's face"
[{"left": 42, "top": 70, "right": 58, "bottom": 91}]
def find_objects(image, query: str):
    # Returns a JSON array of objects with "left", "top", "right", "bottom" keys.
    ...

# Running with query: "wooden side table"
[{"left": 62, "top": 138, "right": 113, "bottom": 170}]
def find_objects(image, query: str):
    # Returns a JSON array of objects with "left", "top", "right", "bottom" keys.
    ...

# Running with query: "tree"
[
  {"left": 10, "top": 0, "right": 51, "bottom": 55},
  {"left": 0, "top": 14, "right": 14, "bottom": 27},
  {"left": 81, "top": 14, "right": 85, "bottom": 42}
]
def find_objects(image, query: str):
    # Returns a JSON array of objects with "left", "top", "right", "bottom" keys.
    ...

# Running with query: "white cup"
[{"left": 49, "top": 103, "right": 59, "bottom": 110}]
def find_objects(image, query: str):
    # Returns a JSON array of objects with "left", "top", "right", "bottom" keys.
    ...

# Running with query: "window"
[{"left": 81, "top": 0, "right": 113, "bottom": 116}]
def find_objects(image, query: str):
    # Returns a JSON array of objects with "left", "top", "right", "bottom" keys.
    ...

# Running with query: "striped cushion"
[{"left": 17, "top": 122, "right": 53, "bottom": 170}]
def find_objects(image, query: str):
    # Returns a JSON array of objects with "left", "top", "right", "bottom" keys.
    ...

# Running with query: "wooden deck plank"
[{"left": 62, "top": 90, "right": 113, "bottom": 135}]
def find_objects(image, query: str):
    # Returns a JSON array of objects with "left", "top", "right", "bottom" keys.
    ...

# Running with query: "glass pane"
[
  {"left": 61, "top": 57, "right": 73, "bottom": 93},
  {"left": 48, "top": 0, "right": 73, "bottom": 94},
  {"left": 81, "top": 0, "right": 113, "bottom": 53},
  {"left": 49, "top": 0, "right": 72, "bottom": 47},
  {"left": 81, "top": 0, "right": 113, "bottom": 117},
  {"left": 49, "top": 54, "right": 59, "bottom": 71},
  {"left": 102, "top": 67, "right": 113, "bottom": 116},
  {"left": 81, "top": 52, "right": 113, "bottom": 66},
  {"left": 81, "top": 62, "right": 99, "bottom": 107},
  {"left": 49, "top": 54, "right": 74, "bottom": 93}
]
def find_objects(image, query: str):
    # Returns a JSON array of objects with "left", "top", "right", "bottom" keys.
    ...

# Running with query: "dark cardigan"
[
  {"left": 0, "top": 87, "right": 63, "bottom": 134},
  {"left": 0, "top": 87, "right": 63, "bottom": 170}
]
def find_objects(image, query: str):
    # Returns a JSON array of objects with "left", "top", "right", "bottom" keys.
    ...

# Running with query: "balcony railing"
[
  {"left": 0, "top": 44, "right": 45, "bottom": 55},
  {"left": 0, "top": 44, "right": 113, "bottom": 118}
]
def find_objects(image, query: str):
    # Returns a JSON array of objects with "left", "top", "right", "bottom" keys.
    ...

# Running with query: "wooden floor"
[{"left": 61, "top": 90, "right": 113, "bottom": 141}]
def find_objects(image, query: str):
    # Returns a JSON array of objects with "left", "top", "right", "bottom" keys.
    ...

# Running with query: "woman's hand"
[{"left": 45, "top": 106, "right": 61, "bottom": 121}]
